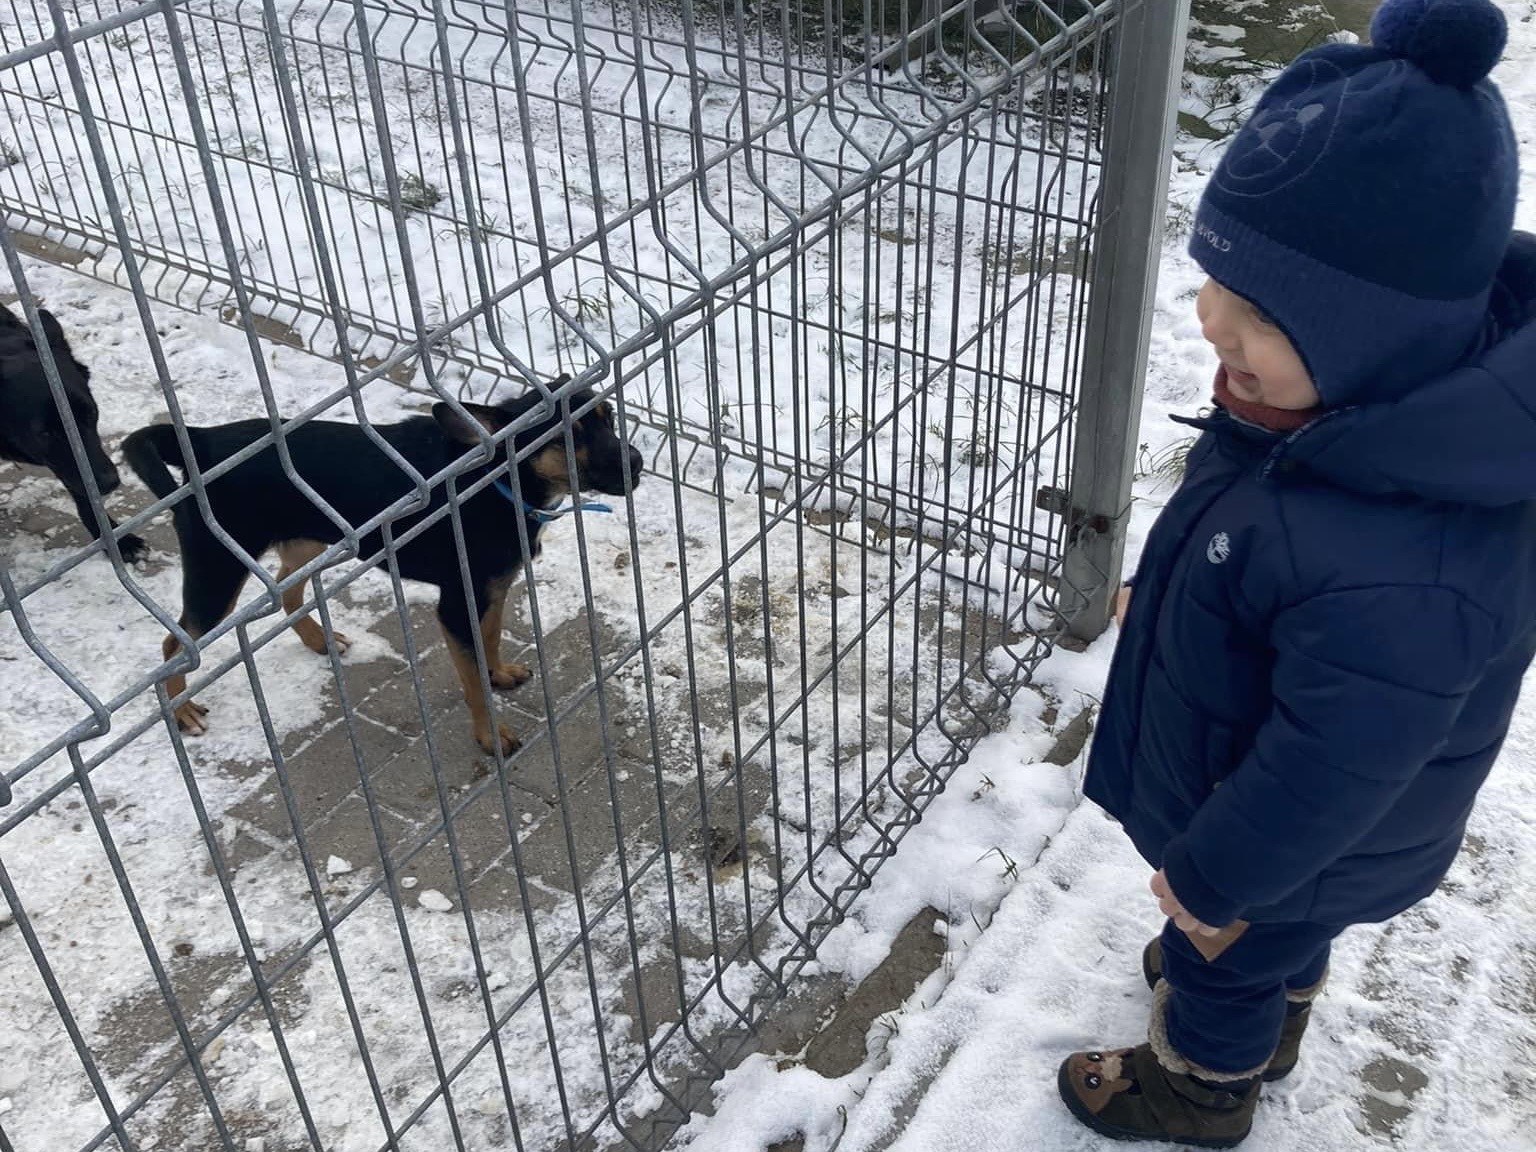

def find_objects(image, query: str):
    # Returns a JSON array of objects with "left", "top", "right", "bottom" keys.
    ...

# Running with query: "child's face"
[{"left": 1197, "top": 279, "right": 1320, "bottom": 410}]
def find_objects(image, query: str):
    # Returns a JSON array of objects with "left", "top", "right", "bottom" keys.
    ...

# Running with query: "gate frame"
[{"left": 1061, "top": 0, "right": 1192, "bottom": 640}]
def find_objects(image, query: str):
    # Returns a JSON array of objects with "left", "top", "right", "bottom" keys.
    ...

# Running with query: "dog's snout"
[{"left": 625, "top": 445, "right": 644, "bottom": 483}]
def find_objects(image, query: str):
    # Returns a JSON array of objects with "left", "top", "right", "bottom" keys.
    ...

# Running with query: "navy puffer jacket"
[{"left": 1086, "top": 233, "right": 1536, "bottom": 929}]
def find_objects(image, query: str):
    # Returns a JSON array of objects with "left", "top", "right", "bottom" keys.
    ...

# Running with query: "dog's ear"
[
  {"left": 550, "top": 372, "right": 572, "bottom": 388},
  {"left": 35, "top": 308, "right": 71, "bottom": 355},
  {"left": 432, "top": 401, "right": 511, "bottom": 446},
  {"left": 33, "top": 307, "right": 88, "bottom": 381}
]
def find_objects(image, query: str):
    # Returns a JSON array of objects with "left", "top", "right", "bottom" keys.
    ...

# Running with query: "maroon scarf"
[{"left": 1212, "top": 366, "right": 1321, "bottom": 434}]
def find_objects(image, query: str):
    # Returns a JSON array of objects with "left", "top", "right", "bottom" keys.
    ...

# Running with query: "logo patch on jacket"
[{"left": 1207, "top": 532, "right": 1232, "bottom": 565}]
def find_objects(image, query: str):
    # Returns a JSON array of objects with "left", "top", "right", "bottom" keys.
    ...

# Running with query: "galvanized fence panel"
[{"left": 0, "top": 0, "right": 1180, "bottom": 1147}]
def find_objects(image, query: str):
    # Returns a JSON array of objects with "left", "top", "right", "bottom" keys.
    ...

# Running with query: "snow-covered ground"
[
  {"left": 4, "top": 1, "right": 1533, "bottom": 1149},
  {"left": 0, "top": 251, "right": 1005, "bottom": 1151},
  {"left": 1, "top": 2, "right": 1087, "bottom": 1148},
  {"left": 674, "top": 5, "right": 1536, "bottom": 1150},
  {"left": 0, "top": 0, "right": 1088, "bottom": 534}
]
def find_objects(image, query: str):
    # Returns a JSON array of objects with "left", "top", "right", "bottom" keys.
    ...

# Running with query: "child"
[{"left": 1056, "top": 0, "right": 1536, "bottom": 1145}]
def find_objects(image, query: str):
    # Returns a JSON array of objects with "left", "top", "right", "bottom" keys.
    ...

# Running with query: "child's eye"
[{"left": 1250, "top": 306, "right": 1278, "bottom": 328}]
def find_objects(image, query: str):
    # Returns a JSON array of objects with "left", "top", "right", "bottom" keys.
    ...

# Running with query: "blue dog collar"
[{"left": 493, "top": 478, "right": 613, "bottom": 523}]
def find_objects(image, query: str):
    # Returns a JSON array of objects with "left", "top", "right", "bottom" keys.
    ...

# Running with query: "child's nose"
[{"left": 1201, "top": 305, "right": 1237, "bottom": 352}]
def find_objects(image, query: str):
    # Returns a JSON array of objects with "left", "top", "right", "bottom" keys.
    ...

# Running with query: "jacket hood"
[{"left": 1284, "top": 232, "right": 1536, "bottom": 508}]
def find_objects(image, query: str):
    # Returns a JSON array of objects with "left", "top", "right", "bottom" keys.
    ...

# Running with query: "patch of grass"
[
  {"left": 1136, "top": 436, "right": 1196, "bottom": 484},
  {"left": 224, "top": 140, "right": 266, "bottom": 162},
  {"left": 982, "top": 232, "right": 1093, "bottom": 285},
  {"left": 980, "top": 846, "right": 1020, "bottom": 882},
  {"left": 555, "top": 280, "right": 613, "bottom": 327},
  {"left": 0, "top": 139, "right": 21, "bottom": 169},
  {"left": 1165, "top": 198, "right": 1195, "bottom": 241},
  {"left": 397, "top": 172, "right": 442, "bottom": 214},
  {"left": 470, "top": 210, "right": 503, "bottom": 235},
  {"left": 817, "top": 406, "right": 867, "bottom": 439},
  {"left": 956, "top": 437, "right": 994, "bottom": 468}
]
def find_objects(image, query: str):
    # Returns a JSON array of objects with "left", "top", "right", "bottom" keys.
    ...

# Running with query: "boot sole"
[{"left": 1057, "top": 1059, "right": 1252, "bottom": 1149}]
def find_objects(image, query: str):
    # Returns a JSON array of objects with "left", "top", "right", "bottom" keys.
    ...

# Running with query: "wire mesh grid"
[{"left": 0, "top": 0, "right": 1138, "bottom": 1148}]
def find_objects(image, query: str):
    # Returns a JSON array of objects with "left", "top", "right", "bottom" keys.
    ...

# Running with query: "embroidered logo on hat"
[
  {"left": 1214, "top": 58, "right": 1351, "bottom": 198},
  {"left": 1207, "top": 532, "right": 1232, "bottom": 565}
]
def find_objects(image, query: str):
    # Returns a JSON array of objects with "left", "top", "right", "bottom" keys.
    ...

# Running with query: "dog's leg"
[
  {"left": 63, "top": 479, "right": 147, "bottom": 563},
  {"left": 479, "top": 575, "right": 530, "bottom": 691},
  {"left": 439, "top": 594, "right": 519, "bottom": 755},
  {"left": 161, "top": 550, "right": 250, "bottom": 735},
  {"left": 276, "top": 539, "right": 349, "bottom": 656},
  {"left": 162, "top": 623, "right": 209, "bottom": 735}
]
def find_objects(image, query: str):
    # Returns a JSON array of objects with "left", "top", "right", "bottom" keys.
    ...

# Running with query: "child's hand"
[
  {"left": 1151, "top": 869, "right": 1222, "bottom": 937},
  {"left": 1114, "top": 585, "right": 1133, "bottom": 627}
]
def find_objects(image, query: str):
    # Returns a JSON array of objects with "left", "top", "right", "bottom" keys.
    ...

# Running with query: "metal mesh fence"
[{"left": 0, "top": 0, "right": 1175, "bottom": 1147}]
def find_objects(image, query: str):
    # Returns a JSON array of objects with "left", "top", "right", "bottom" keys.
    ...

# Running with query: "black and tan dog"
[
  {"left": 0, "top": 304, "right": 148, "bottom": 562},
  {"left": 123, "top": 385, "right": 641, "bottom": 753}
]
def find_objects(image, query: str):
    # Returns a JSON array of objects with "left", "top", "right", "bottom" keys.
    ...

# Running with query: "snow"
[
  {"left": 681, "top": 1058, "right": 860, "bottom": 1152},
  {"left": 0, "top": 0, "right": 1085, "bottom": 551},
  {"left": 0, "top": 1, "right": 1530, "bottom": 1149},
  {"left": 0, "top": 237, "right": 1015, "bottom": 1147},
  {"left": 0, "top": 17, "right": 1072, "bottom": 1130},
  {"left": 673, "top": 5, "right": 1536, "bottom": 1151}
]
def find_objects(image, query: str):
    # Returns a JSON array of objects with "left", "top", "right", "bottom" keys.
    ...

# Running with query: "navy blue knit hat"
[{"left": 1190, "top": 0, "right": 1519, "bottom": 406}]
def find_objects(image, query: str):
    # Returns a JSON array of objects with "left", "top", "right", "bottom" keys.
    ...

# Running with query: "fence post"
[{"left": 1058, "top": 0, "right": 1191, "bottom": 642}]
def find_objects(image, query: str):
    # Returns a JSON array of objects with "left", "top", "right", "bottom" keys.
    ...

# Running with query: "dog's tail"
[{"left": 122, "top": 423, "right": 193, "bottom": 501}]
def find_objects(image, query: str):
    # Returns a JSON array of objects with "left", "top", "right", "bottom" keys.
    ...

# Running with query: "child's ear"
[{"left": 432, "top": 401, "right": 511, "bottom": 446}]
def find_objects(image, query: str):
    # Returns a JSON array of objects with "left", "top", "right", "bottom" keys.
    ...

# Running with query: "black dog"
[
  {"left": 0, "top": 304, "right": 147, "bottom": 562},
  {"left": 123, "top": 386, "right": 642, "bottom": 753}
]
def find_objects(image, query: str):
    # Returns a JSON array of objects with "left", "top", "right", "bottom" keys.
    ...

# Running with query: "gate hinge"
[{"left": 1035, "top": 486, "right": 1112, "bottom": 542}]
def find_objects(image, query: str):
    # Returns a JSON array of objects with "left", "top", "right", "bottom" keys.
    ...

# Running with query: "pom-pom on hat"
[
  {"left": 1189, "top": 0, "right": 1519, "bottom": 406},
  {"left": 1371, "top": 0, "right": 1507, "bottom": 86}
]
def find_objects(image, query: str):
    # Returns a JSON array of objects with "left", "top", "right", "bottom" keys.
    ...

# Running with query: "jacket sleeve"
[{"left": 1160, "top": 584, "right": 1497, "bottom": 928}]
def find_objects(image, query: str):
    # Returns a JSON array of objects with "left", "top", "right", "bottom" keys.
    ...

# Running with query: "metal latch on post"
[{"left": 1035, "top": 486, "right": 1113, "bottom": 543}]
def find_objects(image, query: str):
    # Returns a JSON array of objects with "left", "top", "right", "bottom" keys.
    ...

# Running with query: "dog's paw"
[
  {"left": 296, "top": 621, "right": 349, "bottom": 657},
  {"left": 475, "top": 724, "right": 521, "bottom": 756},
  {"left": 490, "top": 662, "right": 532, "bottom": 690},
  {"left": 174, "top": 700, "right": 209, "bottom": 736},
  {"left": 119, "top": 534, "right": 150, "bottom": 566}
]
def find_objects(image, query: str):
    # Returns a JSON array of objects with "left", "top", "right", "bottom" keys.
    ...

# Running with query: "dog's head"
[
  {"left": 432, "top": 380, "right": 644, "bottom": 502},
  {"left": 1, "top": 306, "right": 120, "bottom": 495}
]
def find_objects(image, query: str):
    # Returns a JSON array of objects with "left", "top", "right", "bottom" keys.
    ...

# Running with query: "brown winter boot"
[
  {"left": 1060, "top": 980, "right": 1268, "bottom": 1146},
  {"left": 1142, "top": 938, "right": 1322, "bottom": 1082},
  {"left": 1058, "top": 1043, "right": 1260, "bottom": 1147}
]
